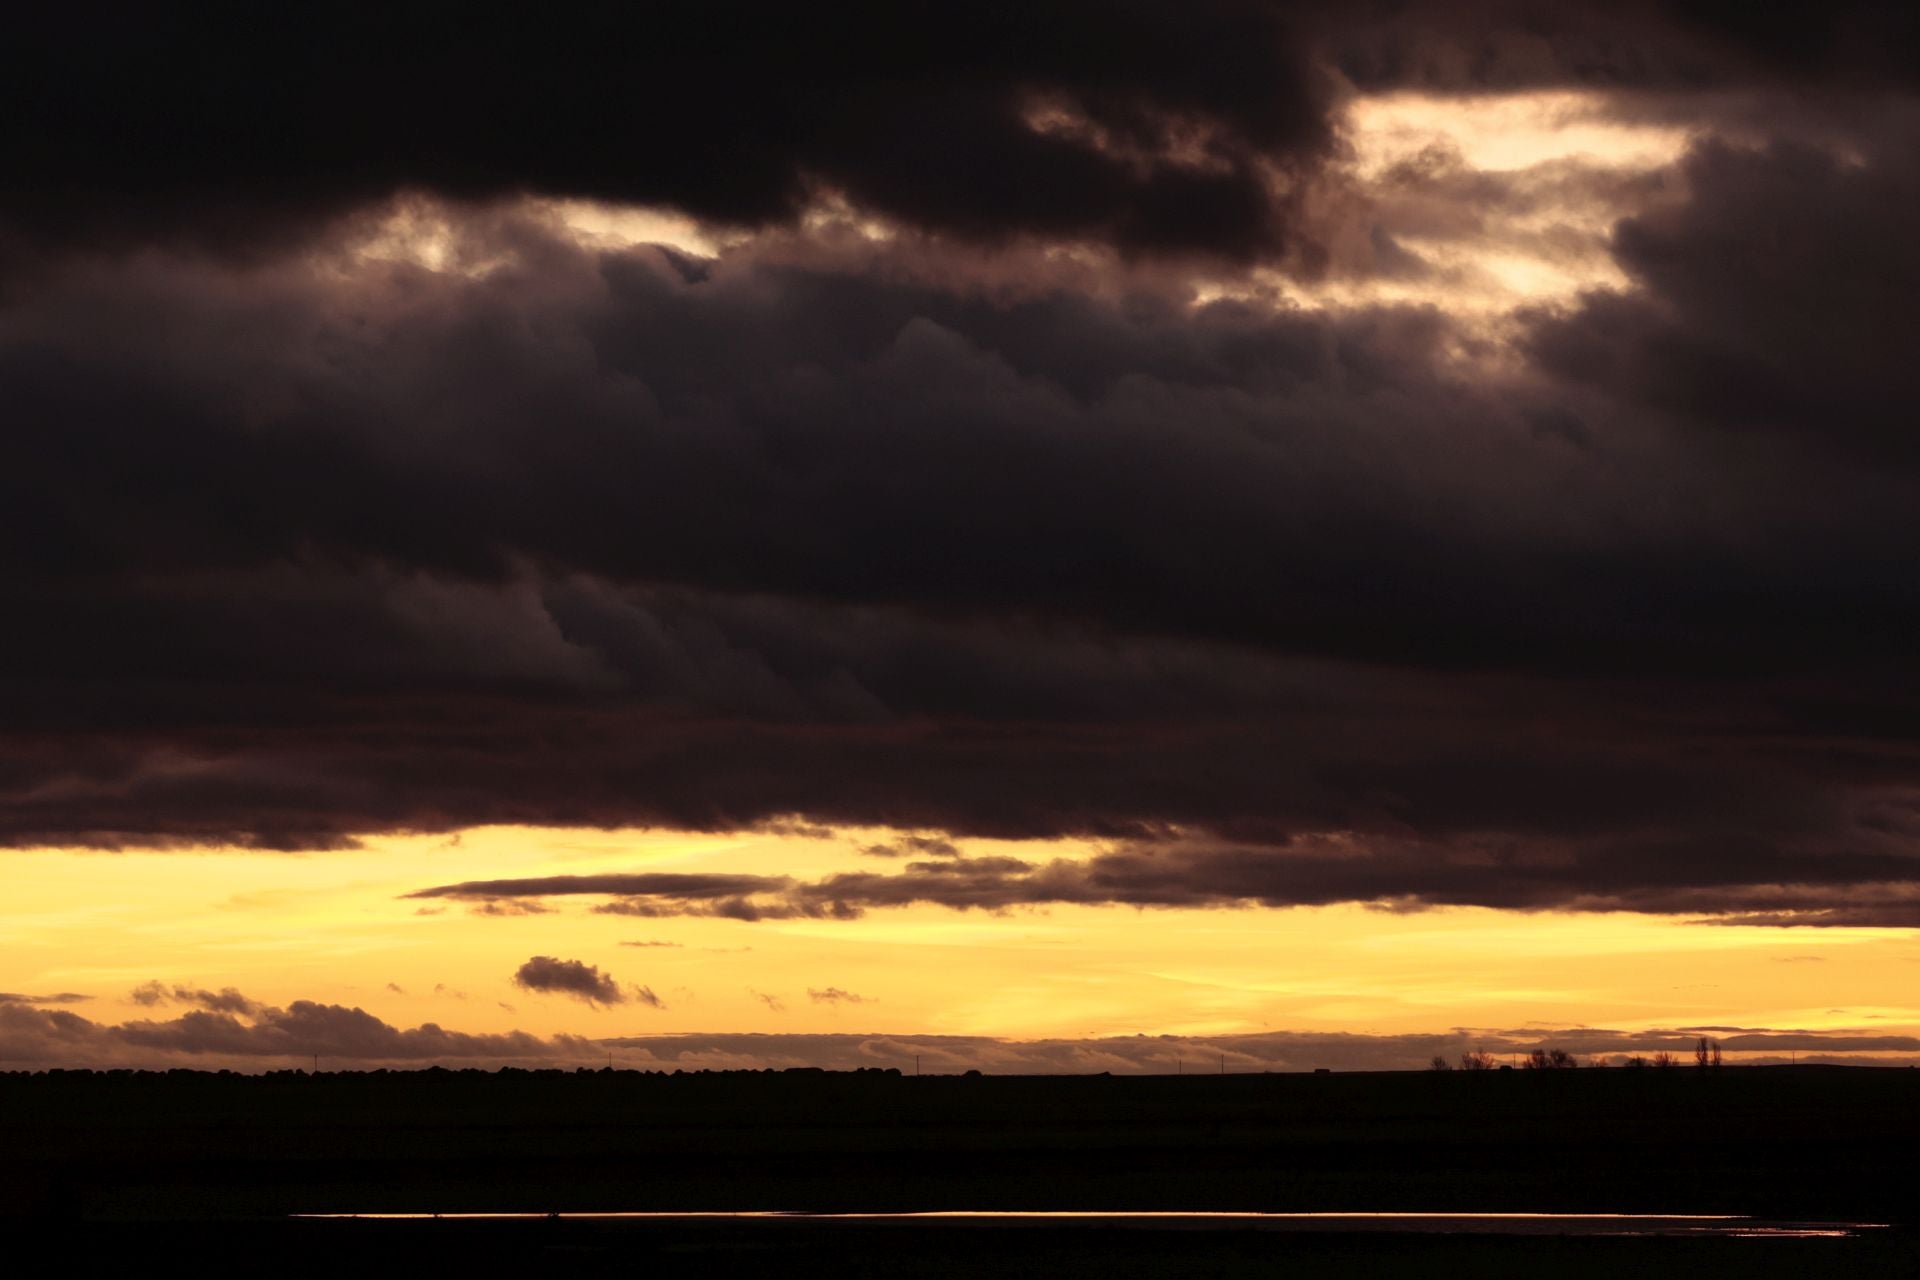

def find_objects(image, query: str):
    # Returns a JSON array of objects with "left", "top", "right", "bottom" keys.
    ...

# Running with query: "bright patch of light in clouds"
[{"left": 1344, "top": 91, "right": 1696, "bottom": 176}]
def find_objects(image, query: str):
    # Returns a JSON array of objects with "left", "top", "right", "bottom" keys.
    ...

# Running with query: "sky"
[{"left": 5, "top": 2, "right": 1920, "bottom": 1072}]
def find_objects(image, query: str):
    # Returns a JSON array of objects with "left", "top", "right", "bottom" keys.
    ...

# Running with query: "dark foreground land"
[{"left": 6, "top": 1065, "right": 1917, "bottom": 1276}]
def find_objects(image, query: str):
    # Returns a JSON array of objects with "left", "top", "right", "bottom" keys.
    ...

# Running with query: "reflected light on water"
[{"left": 292, "top": 1210, "right": 1886, "bottom": 1238}]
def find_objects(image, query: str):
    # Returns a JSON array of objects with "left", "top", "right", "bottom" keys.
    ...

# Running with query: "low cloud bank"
[
  {"left": 0, "top": 995, "right": 590, "bottom": 1071},
  {"left": 3, "top": 995, "right": 1913, "bottom": 1072}
]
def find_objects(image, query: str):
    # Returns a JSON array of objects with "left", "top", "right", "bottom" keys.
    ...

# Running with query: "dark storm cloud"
[
  {"left": 4, "top": 202, "right": 1908, "bottom": 685},
  {"left": 7, "top": 2, "right": 1915, "bottom": 272},
  {"left": 511, "top": 956, "right": 627, "bottom": 1007},
  {"left": 1321, "top": 1, "right": 1920, "bottom": 94},
  {"left": 0, "top": 1, "right": 1334, "bottom": 263},
  {"left": 3, "top": 5, "right": 1920, "bottom": 929},
  {"left": 1529, "top": 127, "right": 1920, "bottom": 463},
  {"left": 4, "top": 178, "right": 1920, "bottom": 921}
]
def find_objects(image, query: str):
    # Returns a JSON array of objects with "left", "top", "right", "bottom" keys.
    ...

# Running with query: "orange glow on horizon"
[{"left": 5, "top": 825, "right": 1917, "bottom": 1063}]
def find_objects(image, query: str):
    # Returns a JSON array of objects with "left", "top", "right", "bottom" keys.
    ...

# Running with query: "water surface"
[{"left": 294, "top": 1210, "right": 1883, "bottom": 1238}]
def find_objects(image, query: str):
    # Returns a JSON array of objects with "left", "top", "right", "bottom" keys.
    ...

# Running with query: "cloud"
[
  {"left": 1529, "top": 128, "right": 1920, "bottom": 464},
  {"left": 511, "top": 956, "right": 626, "bottom": 1007},
  {"left": 468, "top": 898, "right": 552, "bottom": 917},
  {"left": 415, "top": 875, "right": 793, "bottom": 902},
  {"left": 127, "top": 983, "right": 264, "bottom": 1016},
  {"left": 411, "top": 850, "right": 1920, "bottom": 927},
  {"left": 2, "top": 11, "right": 1919, "bottom": 935},
  {"left": 9, "top": 998, "right": 1914, "bottom": 1072},
  {"left": 753, "top": 991, "right": 787, "bottom": 1014},
  {"left": 16, "top": 202, "right": 1919, "bottom": 918},
  {"left": 595, "top": 1025, "right": 1920, "bottom": 1073},
  {"left": 0, "top": 992, "right": 90, "bottom": 1005},
  {"left": 862, "top": 835, "right": 964, "bottom": 860},
  {"left": 10, "top": 4, "right": 1918, "bottom": 270},
  {"left": 620, "top": 941, "right": 683, "bottom": 949},
  {"left": 808, "top": 988, "right": 871, "bottom": 1005},
  {"left": 0, "top": 3, "right": 1344, "bottom": 264},
  {"left": 0, "top": 998, "right": 591, "bottom": 1069}
]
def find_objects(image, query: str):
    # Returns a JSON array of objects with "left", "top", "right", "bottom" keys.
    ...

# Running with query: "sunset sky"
[{"left": 5, "top": 3, "right": 1920, "bottom": 1071}]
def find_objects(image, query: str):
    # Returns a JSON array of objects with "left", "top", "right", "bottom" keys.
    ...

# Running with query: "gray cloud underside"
[{"left": 3, "top": 999, "right": 1912, "bottom": 1072}]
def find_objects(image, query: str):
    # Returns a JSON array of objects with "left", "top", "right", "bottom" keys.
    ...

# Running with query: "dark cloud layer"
[
  {"left": 1531, "top": 130, "right": 1920, "bottom": 464},
  {"left": 2, "top": 1, "right": 1335, "bottom": 264},
  {"left": 6, "top": 3, "right": 1913, "bottom": 268},
  {"left": 3, "top": 6, "right": 1919, "bottom": 928},
  {"left": 1325, "top": 1, "right": 1920, "bottom": 94},
  {"left": 408, "top": 854, "right": 1920, "bottom": 927}
]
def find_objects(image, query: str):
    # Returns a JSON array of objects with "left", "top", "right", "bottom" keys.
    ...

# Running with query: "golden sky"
[{"left": 7, "top": 823, "right": 1918, "bottom": 1062}]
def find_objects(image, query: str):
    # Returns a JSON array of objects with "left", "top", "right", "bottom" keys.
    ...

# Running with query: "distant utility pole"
[
  {"left": 1219, "top": 1055, "right": 1225, "bottom": 1076},
  {"left": 914, "top": 1055, "right": 920, "bottom": 1076}
]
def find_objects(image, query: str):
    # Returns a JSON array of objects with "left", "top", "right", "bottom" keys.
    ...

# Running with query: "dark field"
[{"left": 7, "top": 1065, "right": 1917, "bottom": 1276}]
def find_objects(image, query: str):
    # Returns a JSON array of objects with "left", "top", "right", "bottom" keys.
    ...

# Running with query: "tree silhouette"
[
  {"left": 1523, "top": 1048, "right": 1578, "bottom": 1069},
  {"left": 1459, "top": 1051, "right": 1496, "bottom": 1071}
]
